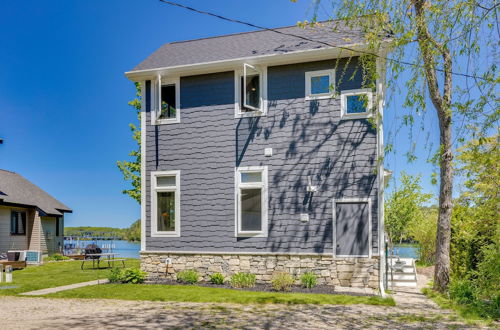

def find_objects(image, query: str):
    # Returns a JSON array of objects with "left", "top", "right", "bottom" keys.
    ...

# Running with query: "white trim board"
[
  {"left": 332, "top": 198, "right": 372, "bottom": 258},
  {"left": 140, "top": 81, "right": 147, "bottom": 251}
]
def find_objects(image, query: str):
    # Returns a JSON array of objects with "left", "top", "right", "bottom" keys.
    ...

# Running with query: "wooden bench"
[{"left": 0, "top": 260, "right": 27, "bottom": 270}]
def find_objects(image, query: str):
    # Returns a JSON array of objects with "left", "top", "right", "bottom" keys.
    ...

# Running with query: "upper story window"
[
  {"left": 10, "top": 211, "right": 26, "bottom": 235},
  {"left": 152, "top": 75, "right": 180, "bottom": 125},
  {"left": 235, "top": 166, "right": 268, "bottom": 237},
  {"left": 340, "top": 88, "right": 373, "bottom": 119},
  {"left": 235, "top": 64, "right": 267, "bottom": 118},
  {"left": 151, "top": 170, "right": 181, "bottom": 237},
  {"left": 305, "top": 69, "right": 335, "bottom": 100}
]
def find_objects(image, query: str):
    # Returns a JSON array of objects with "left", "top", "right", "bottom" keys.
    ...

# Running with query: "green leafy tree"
[
  {"left": 385, "top": 173, "right": 432, "bottom": 251},
  {"left": 306, "top": 0, "right": 498, "bottom": 291},
  {"left": 409, "top": 206, "right": 437, "bottom": 265},
  {"left": 117, "top": 83, "right": 142, "bottom": 204}
]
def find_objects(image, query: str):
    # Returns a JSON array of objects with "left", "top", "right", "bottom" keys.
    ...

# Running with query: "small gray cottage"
[
  {"left": 126, "top": 21, "right": 390, "bottom": 291},
  {"left": 0, "top": 169, "right": 72, "bottom": 256}
]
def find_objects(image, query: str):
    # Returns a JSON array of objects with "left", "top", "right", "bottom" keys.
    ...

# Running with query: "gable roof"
[
  {"left": 130, "top": 21, "right": 374, "bottom": 73},
  {"left": 0, "top": 169, "right": 72, "bottom": 216}
]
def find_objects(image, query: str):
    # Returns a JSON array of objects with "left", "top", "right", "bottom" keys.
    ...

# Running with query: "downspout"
[{"left": 376, "top": 50, "right": 388, "bottom": 298}]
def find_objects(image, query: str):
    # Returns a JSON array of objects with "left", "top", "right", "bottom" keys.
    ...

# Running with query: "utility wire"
[{"left": 158, "top": 0, "right": 489, "bottom": 81}]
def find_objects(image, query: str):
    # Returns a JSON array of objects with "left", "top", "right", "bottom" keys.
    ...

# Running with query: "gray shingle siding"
[{"left": 144, "top": 57, "right": 379, "bottom": 254}]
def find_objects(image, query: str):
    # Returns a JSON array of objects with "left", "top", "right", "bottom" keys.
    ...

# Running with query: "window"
[
  {"left": 305, "top": 69, "right": 335, "bottom": 100},
  {"left": 151, "top": 171, "right": 180, "bottom": 237},
  {"left": 234, "top": 64, "right": 267, "bottom": 117},
  {"left": 10, "top": 211, "right": 26, "bottom": 235},
  {"left": 340, "top": 89, "right": 373, "bottom": 119},
  {"left": 152, "top": 75, "right": 180, "bottom": 125},
  {"left": 235, "top": 166, "right": 268, "bottom": 237},
  {"left": 56, "top": 217, "right": 62, "bottom": 236}
]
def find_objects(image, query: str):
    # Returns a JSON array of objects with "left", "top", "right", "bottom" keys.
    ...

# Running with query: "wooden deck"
[{"left": 0, "top": 260, "right": 27, "bottom": 269}]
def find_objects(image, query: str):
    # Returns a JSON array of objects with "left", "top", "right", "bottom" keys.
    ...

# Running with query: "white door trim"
[{"left": 332, "top": 198, "right": 372, "bottom": 258}]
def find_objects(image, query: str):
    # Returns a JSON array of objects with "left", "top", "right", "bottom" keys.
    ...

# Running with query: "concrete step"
[
  {"left": 390, "top": 266, "right": 415, "bottom": 273},
  {"left": 388, "top": 272, "right": 417, "bottom": 281},
  {"left": 388, "top": 280, "right": 417, "bottom": 288}
]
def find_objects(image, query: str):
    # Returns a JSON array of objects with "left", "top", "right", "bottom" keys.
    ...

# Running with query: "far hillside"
[{"left": 65, "top": 220, "right": 140, "bottom": 242}]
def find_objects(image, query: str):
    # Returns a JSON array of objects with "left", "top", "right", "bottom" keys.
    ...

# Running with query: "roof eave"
[{"left": 125, "top": 40, "right": 393, "bottom": 82}]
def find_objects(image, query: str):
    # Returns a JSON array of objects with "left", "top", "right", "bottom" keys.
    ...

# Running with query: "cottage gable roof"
[
  {"left": 131, "top": 21, "right": 373, "bottom": 72},
  {"left": 0, "top": 169, "right": 72, "bottom": 216}
]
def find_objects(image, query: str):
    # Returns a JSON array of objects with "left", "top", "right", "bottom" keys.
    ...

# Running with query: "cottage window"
[
  {"left": 305, "top": 69, "right": 335, "bottom": 100},
  {"left": 236, "top": 166, "right": 268, "bottom": 237},
  {"left": 152, "top": 75, "right": 180, "bottom": 125},
  {"left": 235, "top": 64, "right": 267, "bottom": 117},
  {"left": 151, "top": 171, "right": 180, "bottom": 237},
  {"left": 340, "top": 89, "right": 373, "bottom": 119},
  {"left": 10, "top": 211, "right": 26, "bottom": 235}
]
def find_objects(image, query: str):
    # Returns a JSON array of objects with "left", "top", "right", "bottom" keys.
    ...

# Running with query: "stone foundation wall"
[{"left": 141, "top": 252, "right": 379, "bottom": 288}]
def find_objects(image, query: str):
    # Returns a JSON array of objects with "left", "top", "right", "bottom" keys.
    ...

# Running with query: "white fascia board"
[{"left": 125, "top": 41, "right": 392, "bottom": 82}]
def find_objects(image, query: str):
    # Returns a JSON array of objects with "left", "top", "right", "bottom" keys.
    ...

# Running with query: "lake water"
[
  {"left": 392, "top": 245, "right": 419, "bottom": 259},
  {"left": 64, "top": 240, "right": 140, "bottom": 259}
]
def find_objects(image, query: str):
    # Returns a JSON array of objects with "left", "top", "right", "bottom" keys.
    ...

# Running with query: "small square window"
[
  {"left": 305, "top": 69, "right": 335, "bottom": 100},
  {"left": 152, "top": 76, "right": 180, "bottom": 125},
  {"left": 340, "top": 89, "right": 373, "bottom": 119}
]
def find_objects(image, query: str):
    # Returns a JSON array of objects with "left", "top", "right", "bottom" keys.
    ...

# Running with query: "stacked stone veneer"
[{"left": 141, "top": 252, "right": 379, "bottom": 288}]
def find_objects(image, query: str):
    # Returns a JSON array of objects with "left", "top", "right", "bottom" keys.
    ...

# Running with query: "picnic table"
[{"left": 81, "top": 253, "right": 125, "bottom": 270}]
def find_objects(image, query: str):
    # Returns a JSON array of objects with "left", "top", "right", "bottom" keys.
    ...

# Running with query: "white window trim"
[
  {"left": 150, "top": 170, "right": 181, "bottom": 237},
  {"left": 235, "top": 166, "right": 268, "bottom": 237},
  {"left": 234, "top": 65, "right": 268, "bottom": 118},
  {"left": 305, "top": 69, "right": 335, "bottom": 100},
  {"left": 332, "top": 198, "right": 372, "bottom": 258},
  {"left": 151, "top": 75, "right": 180, "bottom": 125},
  {"left": 340, "top": 88, "right": 373, "bottom": 120}
]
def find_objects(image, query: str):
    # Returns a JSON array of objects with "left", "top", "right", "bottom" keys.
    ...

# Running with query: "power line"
[{"left": 158, "top": 0, "right": 488, "bottom": 81}]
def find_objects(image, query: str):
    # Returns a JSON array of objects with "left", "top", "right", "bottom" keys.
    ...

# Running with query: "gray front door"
[{"left": 335, "top": 201, "right": 370, "bottom": 257}]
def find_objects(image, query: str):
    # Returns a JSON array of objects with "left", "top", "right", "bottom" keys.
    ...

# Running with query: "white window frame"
[
  {"left": 235, "top": 166, "right": 268, "bottom": 237},
  {"left": 151, "top": 74, "right": 180, "bottom": 125},
  {"left": 234, "top": 64, "right": 268, "bottom": 118},
  {"left": 340, "top": 88, "right": 373, "bottom": 119},
  {"left": 151, "top": 170, "right": 181, "bottom": 237},
  {"left": 305, "top": 69, "right": 335, "bottom": 100}
]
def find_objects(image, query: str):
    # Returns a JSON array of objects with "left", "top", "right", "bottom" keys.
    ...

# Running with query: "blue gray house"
[{"left": 126, "top": 21, "right": 391, "bottom": 291}]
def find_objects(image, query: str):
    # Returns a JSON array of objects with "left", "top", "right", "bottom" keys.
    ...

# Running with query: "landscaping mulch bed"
[{"left": 144, "top": 278, "right": 371, "bottom": 296}]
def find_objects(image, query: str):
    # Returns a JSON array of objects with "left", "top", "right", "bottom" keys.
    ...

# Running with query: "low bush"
[
  {"left": 271, "top": 272, "right": 295, "bottom": 292},
  {"left": 108, "top": 268, "right": 146, "bottom": 284},
  {"left": 210, "top": 272, "right": 225, "bottom": 285},
  {"left": 300, "top": 272, "right": 318, "bottom": 289},
  {"left": 45, "top": 254, "right": 70, "bottom": 261},
  {"left": 176, "top": 269, "right": 199, "bottom": 284},
  {"left": 230, "top": 272, "right": 256, "bottom": 288}
]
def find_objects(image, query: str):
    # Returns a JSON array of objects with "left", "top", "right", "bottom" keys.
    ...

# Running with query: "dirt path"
[{"left": 0, "top": 294, "right": 475, "bottom": 329}]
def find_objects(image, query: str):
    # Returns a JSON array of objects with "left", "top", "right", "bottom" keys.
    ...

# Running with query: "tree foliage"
[
  {"left": 117, "top": 82, "right": 142, "bottom": 204},
  {"left": 307, "top": 0, "right": 498, "bottom": 291},
  {"left": 385, "top": 173, "right": 432, "bottom": 247},
  {"left": 408, "top": 206, "right": 437, "bottom": 265}
]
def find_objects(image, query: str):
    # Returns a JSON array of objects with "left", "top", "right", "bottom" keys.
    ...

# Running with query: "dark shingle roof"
[
  {"left": 132, "top": 21, "right": 368, "bottom": 72},
  {"left": 0, "top": 169, "right": 72, "bottom": 216}
]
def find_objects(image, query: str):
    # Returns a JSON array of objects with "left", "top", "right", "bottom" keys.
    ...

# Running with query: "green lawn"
[
  {"left": 48, "top": 283, "right": 394, "bottom": 306},
  {"left": 0, "top": 260, "right": 394, "bottom": 306},
  {"left": 0, "top": 259, "right": 139, "bottom": 295}
]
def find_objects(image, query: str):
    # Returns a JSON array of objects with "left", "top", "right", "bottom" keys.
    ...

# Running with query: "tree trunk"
[{"left": 412, "top": 0, "right": 453, "bottom": 292}]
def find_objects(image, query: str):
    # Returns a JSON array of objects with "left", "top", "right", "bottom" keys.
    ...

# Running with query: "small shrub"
[
  {"left": 46, "top": 253, "right": 70, "bottom": 261},
  {"left": 230, "top": 272, "right": 256, "bottom": 288},
  {"left": 449, "top": 280, "right": 475, "bottom": 305},
  {"left": 177, "top": 269, "right": 199, "bottom": 284},
  {"left": 108, "top": 268, "right": 124, "bottom": 283},
  {"left": 271, "top": 272, "right": 295, "bottom": 292},
  {"left": 108, "top": 268, "right": 146, "bottom": 284},
  {"left": 300, "top": 272, "right": 318, "bottom": 289},
  {"left": 210, "top": 272, "right": 225, "bottom": 285}
]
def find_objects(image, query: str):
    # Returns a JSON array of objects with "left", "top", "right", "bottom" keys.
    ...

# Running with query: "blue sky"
[{"left": 0, "top": 0, "right": 440, "bottom": 228}]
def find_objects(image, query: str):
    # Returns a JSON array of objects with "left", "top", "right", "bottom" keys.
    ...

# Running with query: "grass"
[
  {"left": 0, "top": 259, "right": 139, "bottom": 295},
  {"left": 47, "top": 283, "right": 395, "bottom": 306},
  {"left": 422, "top": 288, "right": 496, "bottom": 326}
]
